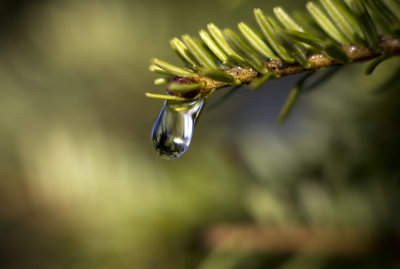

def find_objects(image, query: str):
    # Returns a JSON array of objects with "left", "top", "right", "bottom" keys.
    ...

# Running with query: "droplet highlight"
[{"left": 151, "top": 99, "right": 205, "bottom": 159}]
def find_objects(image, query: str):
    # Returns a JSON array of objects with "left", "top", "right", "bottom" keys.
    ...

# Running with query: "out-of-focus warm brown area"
[{"left": 0, "top": 0, "right": 399, "bottom": 268}]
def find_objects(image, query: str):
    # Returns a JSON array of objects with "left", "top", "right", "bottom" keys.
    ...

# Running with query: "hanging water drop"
[{"left": 151, "top": 99, "right": 205, "bottom": 159}]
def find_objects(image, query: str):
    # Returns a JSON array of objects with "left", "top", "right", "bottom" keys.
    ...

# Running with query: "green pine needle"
[
  {"left": 365, "top": 55, "right": 391, "bottom": 75},
  {"left": 254, "top": 8, "right": 295, "bottom": 63},
  {"left": 276, "top": 71, "right": 315, "bottom": 124},
  {"left": 306, "top": 2, "right": 350, "bottom": 44}
]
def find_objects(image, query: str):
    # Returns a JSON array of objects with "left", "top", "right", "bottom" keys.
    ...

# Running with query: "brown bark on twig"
[
  {"left": 175, "top": 38, "right": 400, "bottom": 94},
  {"left": 203, "top": 224, "right": 400, "bottom": 257}
]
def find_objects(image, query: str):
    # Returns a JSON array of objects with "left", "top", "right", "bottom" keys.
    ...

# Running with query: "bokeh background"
[{"left": 0, "top": 0, "right": 399, "bottom": 268}]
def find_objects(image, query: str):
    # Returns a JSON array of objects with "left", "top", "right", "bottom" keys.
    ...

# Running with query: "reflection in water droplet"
[{"left": 151, "top": 99, "right": 205, "bottom": 159}]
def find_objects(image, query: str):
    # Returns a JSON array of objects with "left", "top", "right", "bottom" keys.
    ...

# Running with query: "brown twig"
[
  {"left": 171, "top": 37, "right": 400, "bottom": 94},
  {"left": 203, "top": 224, "right": 400, "bottom": 257}
]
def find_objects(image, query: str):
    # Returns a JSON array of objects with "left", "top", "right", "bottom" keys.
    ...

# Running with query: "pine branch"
[
  {"left": 170, "top": 37, "right": 400, "bottom": 94},
  {"left": 204, "top": 224, "right": 400, "bottom": 257},
  {"left": 147, "top": 0, "right": 400, "bottom": 100},
  {"left": 147, "top": 0, "right": 400, "bottom": 159}
]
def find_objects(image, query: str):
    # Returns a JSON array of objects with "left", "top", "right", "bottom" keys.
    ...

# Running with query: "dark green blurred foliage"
[{"left": 0, "top": 0, "right": 399, "bottom": 268}]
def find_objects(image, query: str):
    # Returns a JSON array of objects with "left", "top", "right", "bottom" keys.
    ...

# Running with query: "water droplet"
[{"left": 151, "top": 99, "right": 205, "bottom": 159}]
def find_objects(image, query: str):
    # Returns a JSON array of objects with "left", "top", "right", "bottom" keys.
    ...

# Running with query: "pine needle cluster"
[{"left": 146, "top": 0, "right": 400, "bottom": 121}]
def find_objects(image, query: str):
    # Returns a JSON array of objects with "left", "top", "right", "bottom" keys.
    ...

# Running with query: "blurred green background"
[{"left": 0, "top": 0, "right": 399, "bottom": 268}]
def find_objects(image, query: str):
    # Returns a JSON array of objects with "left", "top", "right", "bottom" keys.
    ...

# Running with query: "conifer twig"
[
  {"left": 148, "top": 0, "right": 400, "bottom": 158},
  {"left": 204, "top": 224, "right": 400, "bottom": 257},
  {"left": 172, "top": 37, "right": 400, "bottom": 94}
]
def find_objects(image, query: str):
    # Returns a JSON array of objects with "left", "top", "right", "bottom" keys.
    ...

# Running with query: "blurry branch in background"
[{"left": 203, "top": 225, "right": 400, "bottom": 257}]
